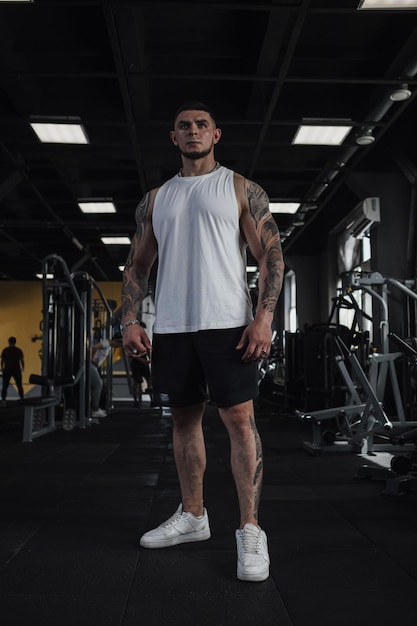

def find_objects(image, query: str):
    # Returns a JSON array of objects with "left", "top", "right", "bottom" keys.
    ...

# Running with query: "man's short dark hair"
[
  {"left": 174, "top": 101, "right": 217, "bottom": 127},
  {"left": 8, "top": 337, "right": 16, "bottom": 344}
]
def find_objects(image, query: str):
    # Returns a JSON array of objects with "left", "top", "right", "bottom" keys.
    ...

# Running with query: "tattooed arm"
[
  {"left": 235, "top": 174, "right": 284, "bottom": 362},
  {"left": 121, "top": 190, "right": 158, "bottom": 357}
]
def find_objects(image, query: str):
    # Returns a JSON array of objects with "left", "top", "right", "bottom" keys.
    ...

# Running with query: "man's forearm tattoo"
[
  {"left": 250, "top": 415, "right": 263, "bottom": 520},
  {"left": 122, "top": 193, "right": 150, "bottom": 319},
  {"left": 247, "top": 181, "right": 284, "bottom": 313}
]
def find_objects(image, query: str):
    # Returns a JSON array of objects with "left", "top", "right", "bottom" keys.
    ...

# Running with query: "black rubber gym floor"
[{"left": 0, "top": 401, "right": 417, "bottom": 626}]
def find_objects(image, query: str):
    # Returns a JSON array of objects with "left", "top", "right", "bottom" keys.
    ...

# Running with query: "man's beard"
[{"left": 179, "top": 146, "right": 213, "bottom": 160}]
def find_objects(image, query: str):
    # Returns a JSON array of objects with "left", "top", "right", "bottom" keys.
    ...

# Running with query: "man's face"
[{"left": 170, "top": 110, "right": 221, "bottom": 160}]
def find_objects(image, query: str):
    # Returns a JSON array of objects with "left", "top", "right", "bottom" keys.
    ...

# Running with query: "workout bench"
[{"left": 22, "top": 374, "right": 75, "bottom": 442}]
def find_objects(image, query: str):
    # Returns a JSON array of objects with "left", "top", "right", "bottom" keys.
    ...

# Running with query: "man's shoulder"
[
  {"left": 233, "top": 170, "right": 251, "bottom": 190},
  {"left": 232, "top": 171, "right": 249, "bottom": 208},
  {"left": 151, "top": 179, "right": 171, "bottom": 201}
]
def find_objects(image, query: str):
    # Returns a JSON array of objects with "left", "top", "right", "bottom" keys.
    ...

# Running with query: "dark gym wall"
[
  {"left": 284, "top": 170, "right": 416, "bottom": 340},
  {"left": 344, "top": 171, "right": 413, "bottom": 339}
]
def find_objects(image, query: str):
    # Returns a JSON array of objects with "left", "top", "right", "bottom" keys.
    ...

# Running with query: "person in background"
[
  {"left": 121, "top": 101, "right": 284, "bottom": 582},
  {"left": 1, "top": 336, "right": 25, "bottom": 404},
  {"left": 90, "top": 333, "right": 123, "bottom": 418},
  {"left": 130, "top": 353, "right": 153, "bottom": 407}
]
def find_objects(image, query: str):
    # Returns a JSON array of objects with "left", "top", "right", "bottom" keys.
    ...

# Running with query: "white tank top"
[{"left": 152, "top": 166, "right": 253, "bottom": 334}]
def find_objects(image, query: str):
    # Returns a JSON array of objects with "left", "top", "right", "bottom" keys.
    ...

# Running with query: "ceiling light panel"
[
  {"left": 78, "top": 200, "right": 117, "bottom": 214},
  {"left": 358, "top": 0, "right": 417, "bottom": 8},
  {"left": 101, "top": 236, "right": 131, "bottom": 245},
  {"left": 292, "top": 125, "right": 352, "bottom": 146},
  {"left": 30, "top": 122, "right": 89, "bottom": 144},
  {"left": 270, "top": 202, "right": 300, "bottom": 214}
]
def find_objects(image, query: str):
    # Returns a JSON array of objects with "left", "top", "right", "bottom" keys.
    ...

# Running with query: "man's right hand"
[{"left": 123, "top": 325, "right": 152, "bottom": 358}]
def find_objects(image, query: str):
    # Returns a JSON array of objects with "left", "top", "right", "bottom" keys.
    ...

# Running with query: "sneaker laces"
[
  {"left": 162, "top": 508, "right": 187, "bottom": 528},
  {"left": 240, "top": 526, "right": 262, "bottom": 554}
]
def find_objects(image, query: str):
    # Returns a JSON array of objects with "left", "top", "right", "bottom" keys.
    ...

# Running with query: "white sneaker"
[
  {"left": 92, "top": 408, "right": 107, "bottom": 418},
  {"left": 236, "top": 523, "right": 270, "bottom": 582},
  {"left": 140, "top": 504, "right": 211, "bottom": 548}
]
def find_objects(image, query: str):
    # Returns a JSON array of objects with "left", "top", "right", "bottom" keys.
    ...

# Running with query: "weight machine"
[
  {"left": 23, "top": 254, "right": 115, "bottom": 441},
  {"left": 356, "top": 334, "right": 417, "bottom": 495},
  {"left": 298, "top": 271, "right": 417, "bottom": 455}
]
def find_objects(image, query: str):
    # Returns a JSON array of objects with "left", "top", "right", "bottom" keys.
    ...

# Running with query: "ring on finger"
[
  {"left": 260, "top": 350, "right": 269, "bottom": 357},
  {"left": 132, "top": 348, "right": 139, "bottom": 355}
]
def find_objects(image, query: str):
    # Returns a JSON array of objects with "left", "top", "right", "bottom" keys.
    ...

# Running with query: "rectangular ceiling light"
[
  {"left": 101, "top": 236, "right": 131, "bottom": 245},
  {"left": 358, "top": 1, "right": 417, "bottom": 8},
  {"left": 270, "top": 202, "right": 300, "bottom": 214},
  {"left": 78, "top": 200, "right": 116, "bottom": 214},
  {"left": 30, "top": 121, "right": 89, "bottom": 144},
  {"left": 292, "top": 125, "right": 352, "bottom": 146}
]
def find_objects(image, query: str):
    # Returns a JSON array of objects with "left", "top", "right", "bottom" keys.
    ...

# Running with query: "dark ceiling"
[{"left": 1, "top": 0, "right": 417, "bottom": 282}]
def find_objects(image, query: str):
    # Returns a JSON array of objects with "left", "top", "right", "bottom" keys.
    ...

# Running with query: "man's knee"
[
  {"left": 219, "top": 401, "right": 257, "bottom": 434},
  {"left": 172, "top": 403, "right": 205, "bottom": 427}
]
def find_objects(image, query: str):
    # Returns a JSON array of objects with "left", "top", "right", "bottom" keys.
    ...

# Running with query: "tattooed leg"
[{"left": 218, "top": 400, "right": 264, "bottom": 528}]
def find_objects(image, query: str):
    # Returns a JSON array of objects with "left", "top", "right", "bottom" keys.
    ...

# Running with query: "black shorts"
[{"left": 151, "top": 326, "right": 259, "bottom": 408}]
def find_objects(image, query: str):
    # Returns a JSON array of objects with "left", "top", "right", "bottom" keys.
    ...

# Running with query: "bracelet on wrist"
[{"left": 120, "top": 319, "right": 141, "bottom": 334}]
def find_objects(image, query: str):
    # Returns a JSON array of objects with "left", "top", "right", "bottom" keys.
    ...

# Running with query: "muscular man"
[{"left": 121, "top": 101, "right": 284, "bottom": 582}]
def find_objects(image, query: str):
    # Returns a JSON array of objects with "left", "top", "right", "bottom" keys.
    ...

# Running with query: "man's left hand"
[{"left": 235, "top": 319, "right": 272, "bottom": 362}]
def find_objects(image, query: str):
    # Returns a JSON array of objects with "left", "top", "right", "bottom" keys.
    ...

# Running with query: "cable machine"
[{"left": 23, "top": 255, "right": 115, "bottom": 441}]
